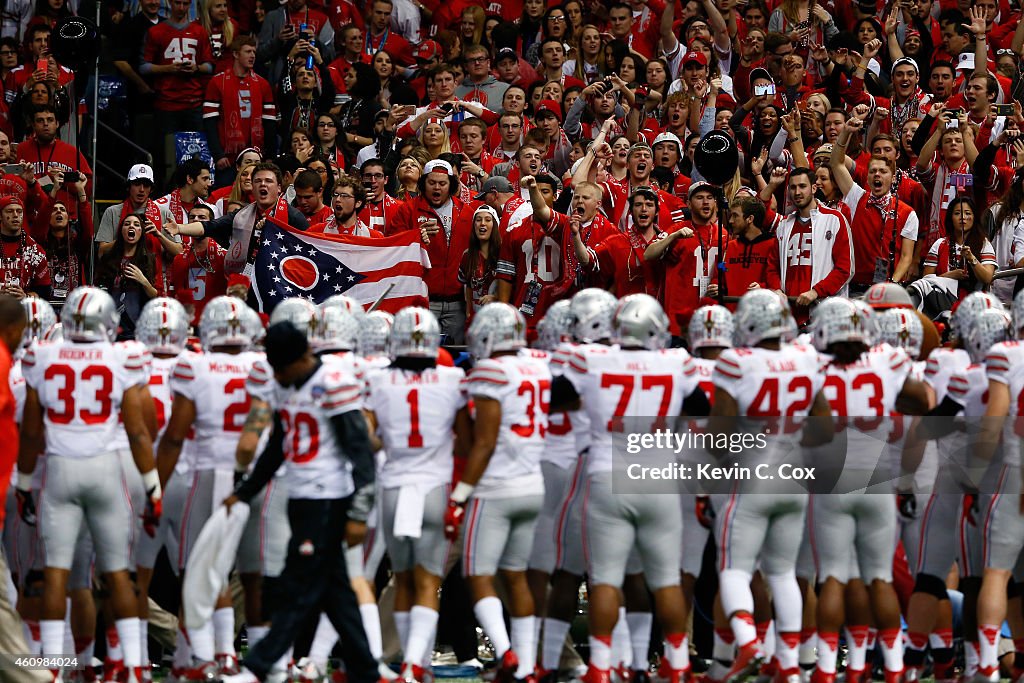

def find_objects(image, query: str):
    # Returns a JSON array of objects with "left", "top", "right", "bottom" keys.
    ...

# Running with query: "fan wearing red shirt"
[
  {"left": 495, "top": 174, "right": 567, "bottom": 340},
  {"left": 362, "top": 0, "right": 415, "bottom": 66},
  {"left": 310, "top": 173, "right": 383, "bottom": 237},
  {"left": 292, "top": 170, "right": 332, "bottom": 225},
  {"left": 643, "top": 182, "right": 731, "bottom": 337},
  {"left": 141, "top": 0, "right": 215, "bottom": 117},
  {"left": 20, "top": 106, "right": 92, "bottom": 222},
  {"left": 170, "top": 205, "right": 227, "bottom": 324},
  {"left": 711, "top": 195, "right": 781, "bottom": 307},
  {"left": 587, "top": 141, "right": 685, "bottom": 234},
  {"left": 203, "top": 37, "right": 278, "bottom": 172},
  {"left": 831, "top": 135, "right": 918, "bottom": 294},
  {"left": 358, "top": 158, "right": 401, "bottom": 234},
  {"left": 575, "top": 185, "right": 663, "bottom": 297},
  {"left": 0, "top": 296, "right": 23, "bottom": 534},
  {"left": 386, "top": 159, "right": 477, "bottom": 343}
]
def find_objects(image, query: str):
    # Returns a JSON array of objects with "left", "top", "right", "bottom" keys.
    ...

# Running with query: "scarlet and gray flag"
[{"left": 253, "top": 215, "right": 432, "bottom": 314}]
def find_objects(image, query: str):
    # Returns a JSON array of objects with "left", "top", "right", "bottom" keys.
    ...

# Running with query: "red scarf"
[{"left": 119, "top": 198, "right": 162, "bottom": 231}]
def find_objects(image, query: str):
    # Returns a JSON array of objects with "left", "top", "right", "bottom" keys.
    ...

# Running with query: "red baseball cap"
[
  {"left": 415, "top": 40, "right": 442, "bottom": 63},
  {"left": 683, "top": 50, "right": 708, "bottom": 67}
]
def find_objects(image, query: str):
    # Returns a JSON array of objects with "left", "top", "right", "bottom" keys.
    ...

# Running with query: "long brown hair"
[{"left": 96, "top": 214, "right": 157, "bottom": 290}]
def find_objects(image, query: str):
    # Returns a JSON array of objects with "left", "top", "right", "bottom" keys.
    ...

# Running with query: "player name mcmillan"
[{"left": 625, "top": 462, "right": 816, "bottom": 481}]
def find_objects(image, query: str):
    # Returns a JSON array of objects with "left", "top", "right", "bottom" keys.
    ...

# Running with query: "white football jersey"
[
  {"left": 947, "top": 361, "right": 991, "bottom": 482},
  {"left": 714, "top": 344, "right": 822, "bottom": 417},
  {"left": 23, "top": 340, "right": 150, "bottom": 459},
  {"left": 109, "top": 341, "right": 153, "bottom": 453},
  {"left": 551, "top": 342, "right": 592, "bottom": 458},
  {"left": 714, "top": 344, "right": 823, "bottom": 473},
  {"left": 985, "top": 341, "right": 1024, "bottom": 468},
  {"left": 10, "top": 358, "right": 25, "bottom": 424},
  {"left": 530, "top": 347, "right": 576, "bottom": 470},
  {"left": 821, "top": 343, "right": 912, "bottom": 470},
  {"left": 565, "top": 345, "right": 699, "bottom": 475},
  {"left": 365, "top": 364, "right": 467, "bottom": 489},
  {"left": 151, "top": 354, "right": 194, "bottom": 473},
  {"left": 170, "top": 350, "right": 263, "bottom": 471},
  {"left": 924, "top": 347, "right": 971, "bottom": 405},
  {"left": 273, "top": 360, "right": 364, "bottom": 499},
  {"left": 466, "top": 354, "right": 552, "bottom": 497}
]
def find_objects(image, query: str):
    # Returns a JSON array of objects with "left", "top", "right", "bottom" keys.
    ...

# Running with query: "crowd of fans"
[{"left": 0, "top": 0, "right": 1021, "bottom": 342}]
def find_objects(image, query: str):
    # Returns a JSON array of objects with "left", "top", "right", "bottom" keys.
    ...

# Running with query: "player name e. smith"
[{"left": 625, "top": 462, "right": 817, "bottom": 481}]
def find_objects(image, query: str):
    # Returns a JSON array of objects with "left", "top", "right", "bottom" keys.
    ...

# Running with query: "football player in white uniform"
[
  {"left": 530, "top": 300, "right": 592, "bottom": 681},
  {"left": 904, "top": 292, "right": 1001, "bottom": 679},
  {"left": 707, "top": 290, "right": 831, "bottom": 683},
  {"left": 445, "top": 303, "right": 551, "bottom": 683},
  {"left": 5, "top": 298, "right": 55, "bottom": 657},
  {"left": 234, "top": 298, "right": 314, "bottom": 676},
  {"left": 974, "top": 292, "right": 1024, "bottom": 683},
  {"left": 157, "top": 296, "right": 263, "bottom": 679},
  {"left": 221, "top": 321, "right": 379, "bottom": 683},
  {"left": 810, "top": 298, "right": 929, "bottom": 683},
  {"left": 17, "top": 287, "right": 161, "bottom": 683},
  {"left": 364, "top": 307, "right": 471, "bottom": 683},
  {"left": 133, "top": 298, "right": 197, "bottom": 680},
  {"left": 552, "top": 294, "right": 709, "bottom": 683}
]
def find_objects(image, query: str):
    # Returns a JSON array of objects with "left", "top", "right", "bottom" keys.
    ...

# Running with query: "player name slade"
[{"left": 626, "top": 463, "right": 816, "bottom": 480}]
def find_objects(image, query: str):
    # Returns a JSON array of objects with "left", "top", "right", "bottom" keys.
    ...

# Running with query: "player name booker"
[{"left": 626, "top": 462, "right": 816, "bottom": 481}]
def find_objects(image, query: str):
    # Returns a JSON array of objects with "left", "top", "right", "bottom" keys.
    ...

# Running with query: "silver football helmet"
[
  {"left": 569, "top": 288, "right": 617, "bottom": 344},
  {"left": 851, "top": 299, "right": 878, "bottom": 346},
  {"left": 965, "top": 308, "right": 1011, "bottom": 364},
  {"left": 733, "top": 289, "right": 793, "bottom": 347},
  {"left": 268, "top": 297, "right": 318, "bottom": 335},
  {"left": 199, "top": 296, "right": 254, "bottom": 351},
  {"left": 61, "top": 287, "right": 119, "bottom": 343},
  {"left": 136, "top": 299, "right": 190, "bottom": 355},
  {"left": 42, "top": 323, "right": 63, "bottom": 343},
  {"left": 320, "top": 294, "right": 365, "bottom": 319},
  {"left": 612, "top": 294, "right": 670, "bottom": 350},
  {"left": 357, "top": 311, "right": 393, "bottom": 358},
  {"left": 863, "top": 282, "right": 914, "bottom": 310},
  {"left": 239, "top": 305, "right": 265, "bottom": 346},
  {"left": 874, "top": 308, "right": 924, "bottom": 359},
  {"left": 468, "top": 302, "right": 527, "bottom": 359},
  {"left": 811, "top": 298, "right": 872, "bottom": 352},
  {"left": 535, "top": 300, "right": 573, "bottom": 351},
  {"left": 688, "top": 305, "right": 734, "bottom": 351},
  {"left": 951, "top": 292, "right": 1003, "bottom": 341},
  {"left": 390, "top": 307, "right": 440, "bottom": 359},
  {"left": 311, "top": 306, "right": 361, "bottom": 353},
  {"left": 21, "top": 297, "right": 57, "bottom": 348}
]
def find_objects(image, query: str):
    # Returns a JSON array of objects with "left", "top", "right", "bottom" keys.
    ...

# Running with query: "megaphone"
[
  {"left": 51, "top": 16, "right": 100, "bottom": 69},
  {"left": 693, "top": 130, "right": 739, "bottom": 186}
]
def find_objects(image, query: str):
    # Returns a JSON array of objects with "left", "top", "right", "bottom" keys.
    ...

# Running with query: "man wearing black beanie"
[{"left": 222, "top": 321, "right": 379, "bottom": 683}]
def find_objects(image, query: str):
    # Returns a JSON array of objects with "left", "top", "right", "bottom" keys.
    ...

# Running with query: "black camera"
[{"left": 64, "top": 170, "right": 82, "bottom": 183}]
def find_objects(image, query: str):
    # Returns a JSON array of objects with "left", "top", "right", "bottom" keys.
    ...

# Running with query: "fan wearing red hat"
[
  {"left": 0, "top": 195, "right": 51, "bottom": 300},
  {"left": 386, "top": 159, "right": 479, "bottom": 343}
]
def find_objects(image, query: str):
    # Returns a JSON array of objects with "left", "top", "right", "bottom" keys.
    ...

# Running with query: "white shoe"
[
  {"left": 379, "top": 662, "right": 400, "bottom": 680},
  {"left": 264, "top": 668, "right": 290, "bottom": 683},
  {"left": 295, "top": 658, "right": 326, "bottom": 683},
  {"left": 219, "top": 667, "right": 260, "bottom": 683},
  {"left": 459, "top": 660, "right": 484, "bottom": 671}
]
